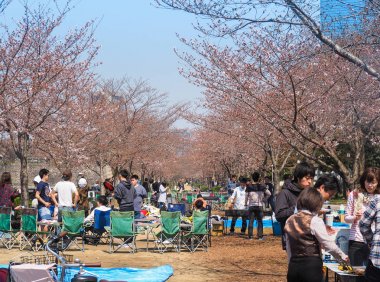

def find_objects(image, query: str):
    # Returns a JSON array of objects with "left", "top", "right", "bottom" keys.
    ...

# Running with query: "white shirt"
[
  {"left": 53, "top": 181, "right": 77, "bottom": 207},
  {"left": 84, "top": 205, "right": 111, "bottom": 222},
  {"left": 231, "top": 186, "right": 246, "bottom": 209},
  {"left": 158, "top": 184, "right": 167, "bottom": 203}
]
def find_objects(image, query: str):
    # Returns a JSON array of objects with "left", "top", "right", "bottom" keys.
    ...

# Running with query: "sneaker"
[
  {"left": 240, "top": 232, "right": 246, "bottom": 236},
  {"left": 228, "top": 231, "right": 235, "bottom": 236},
  {"left": 247, "top": 237, "right": 253, "bottom": 240},
  {"left": 258, "top": 237, "right": 264, "bottom": 241}
]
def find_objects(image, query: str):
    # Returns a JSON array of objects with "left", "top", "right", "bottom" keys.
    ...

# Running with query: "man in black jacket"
[
  {"left": 114, "top": 169, "right": 136, "bottom": 212},
  {"left": 275, "top": 161, "right": 315, "bottom": 249}
]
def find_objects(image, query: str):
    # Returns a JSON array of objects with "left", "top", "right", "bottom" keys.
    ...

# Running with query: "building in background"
[{"left": 320, "top": 0, "right": 371, "bottom": 36}]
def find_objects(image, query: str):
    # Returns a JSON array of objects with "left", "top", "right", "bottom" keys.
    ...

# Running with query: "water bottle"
[{"left": 339, "top": 204, "right": 345, "bottom": 222}]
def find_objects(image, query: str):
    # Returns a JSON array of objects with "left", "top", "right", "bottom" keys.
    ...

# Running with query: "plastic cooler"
[{"left": 273, "top": 221, "right": 282, "bottom": 236}]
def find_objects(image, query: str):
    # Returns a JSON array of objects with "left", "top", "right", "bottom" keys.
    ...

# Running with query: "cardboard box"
[{"left": 212, "top": 222, "right": 224, "bottom": 236}]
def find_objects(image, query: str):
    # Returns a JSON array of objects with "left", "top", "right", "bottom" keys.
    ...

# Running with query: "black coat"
[{"left": 275, "top": 180, "right": 302, "bottom": 223}]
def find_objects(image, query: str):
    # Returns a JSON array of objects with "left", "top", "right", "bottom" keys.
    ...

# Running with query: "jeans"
[
  {"left": 248, "top": 206, "right": 263, "bottom": 238},
  {"left": 38, "top": 206, "right": 52, "bottom": 220},
  {"left": 266, "top": 196, "right": 275, "bottom": 211},
  {"left": 365, "top": 260, "right": 380, "bottom": 282},
  {"left": 230, "top": 216, "right": 247, "bottom": 233},
  {"left": 277, "top": 219, "right": 287, "bottom": 250},
  {"left": 49, "top": 205, "right": 55, "bottom": 217}
]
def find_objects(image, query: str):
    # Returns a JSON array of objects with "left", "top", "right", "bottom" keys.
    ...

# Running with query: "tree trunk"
[
  {"left": 99, "top": 160, "right": 105, "bottom": 196},
  {"left": 336, "top": 129, "right": 366, "bottom": 192},
  {"left": 20, "top": 155, "right": 29, "bottom": 207},
  {"left": 273, "top": 168, "right": 281, "bottom": 195},
  {"left": 18, "top": 133, "right": 30, "bottom": 207}
]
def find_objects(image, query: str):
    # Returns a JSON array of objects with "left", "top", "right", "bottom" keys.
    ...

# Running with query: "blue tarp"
[
  {"left": 225, "top": 219, "right": 272, "bottom": 228},
  {"left": 225, "top": 219, "right": 350, "bottom": 229},
  {"left": 61, "top": 265, "right": 173, "bottom": 282},
  {"left": 0, "top": 264, "right": 174, "bottom": 282}
]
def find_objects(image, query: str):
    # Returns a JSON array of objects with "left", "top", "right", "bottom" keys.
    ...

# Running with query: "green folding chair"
[
  {"left": 191, "top": 210, "right": 210, "bottom": 252},
  {"left": 154, "top": 211, "right": 181, "bottom": 253},
  {"left": 186, "top": 194, "right": 193, "bottom": 204},
  {"left": 0, "top": 207, "right": 19, "bottom": 249},
  {"left": 106, "top": 211, "right": 136, "bottom": 253},
  {"left": 181, "top": 210, "right": 209, "bottom": 252},
  {"left": 62, "top": 210, "right": 85, "bottom": 252},
  {"left": 19, "top": 208, "right": 50, "bottom": 251}
]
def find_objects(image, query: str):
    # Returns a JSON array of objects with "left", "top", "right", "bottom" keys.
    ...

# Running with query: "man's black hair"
[
  {"left": 97, "top": 195, "right": 108, "bottom": 206},
  {"left": 195, "top": 199, "right": 204, "bottom": 209},
  {"left": 251, "top": 172, "right": 260, "bottom": 182},
  {"left": 119, "top": 169, "right": 130, "bottom": 179},
  {"left": 293, "top": 161, "right": 315, "bottom": 182},
  {"left": 239, "top": 177, "right": 248, "bottom": 183},
  {"left": 314, "top": 175, "right": 340, "bottom": 192},
  {"left": 39, "top": 168, "right": 49, "bottom": 179},
  {"left": 131, "top": 174, "right": 139, "bottom": 180}
]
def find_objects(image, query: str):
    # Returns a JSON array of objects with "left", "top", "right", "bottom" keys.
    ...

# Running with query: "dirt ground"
[{"left": 0, "top": 229, "right": 291, "bottom": 282}]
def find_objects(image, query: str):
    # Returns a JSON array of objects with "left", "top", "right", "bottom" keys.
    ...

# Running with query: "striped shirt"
[
  {"left": 359, "top": 195, "right": 380, "bottom": 268},
  {"left": 345, "top": 191, "right": 374, "bottom": 242}
]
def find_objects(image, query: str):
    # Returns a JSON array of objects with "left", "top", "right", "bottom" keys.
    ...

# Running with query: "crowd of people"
[
  {"left": 1, "top": 163, "right": 380, "bottom": 281},
  {"left": 278, "top": 164, "right": 380, "bottom": 282},
  {"left": 224, "top": 163, "right": 380, "bottom": 282},
  {"left": 0, "top": 168, "right": 198, "bottom": 229}
]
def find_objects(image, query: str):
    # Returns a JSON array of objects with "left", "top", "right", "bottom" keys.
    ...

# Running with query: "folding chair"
[
  {"left": 62, "top": 210, "right": 85, "bottom": 252},
  {"left": 19, "top": 208, "right": 50, "bottom": 251},
  {"left": 154, "top": 211, "right": 181, "bottom": 253},
  {"left": 167, "top": 204, "right": 186, "bottom": 216},
  {"left": 106, "top": 211, "right": 136, "bottom": 253},
  {"left": 191, "top": 210, "right": 210, "bottom": 252},
  {"left": 181, "top": 210, "right": 209, "bottom": 252},
  {"left": 0, "top": 207, "right": 19, "bottom": 249},
  {"left": 83, "top": 209, "right": 110, "bottom": 246}
]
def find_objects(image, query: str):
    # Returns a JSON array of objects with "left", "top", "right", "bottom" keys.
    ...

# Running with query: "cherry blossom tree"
[
  {"left": 33, "top": 89, "right": 99, "bottom": 172},
  {"left": 185, "top": 102, "right": 295, "bottom": 191},
  {"left": 76, "top": 78, "right": 185, "bottom": 194},
  {"left": 0, "top": 4, "right": 98, "bottom": 206},
  {"left": 176, "top": 28, "right": 379, "bottom": 188},
  {"left": 156, "top": 0, "right": 380, "bottom": 82}
]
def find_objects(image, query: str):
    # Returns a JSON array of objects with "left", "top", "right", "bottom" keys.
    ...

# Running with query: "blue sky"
[{"left": 3, "top": 0, "right": 204, "bottom": 128}]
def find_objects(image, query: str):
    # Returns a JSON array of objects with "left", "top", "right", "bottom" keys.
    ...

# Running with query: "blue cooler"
[{"left": 273, "top": 221, "right": 282, "bottom": 236}]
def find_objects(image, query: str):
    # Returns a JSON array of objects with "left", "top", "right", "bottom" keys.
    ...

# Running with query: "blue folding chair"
[
  {"left": 167, "top": 204, "right": 186, "bottom": 216},
  {"left": 83, "top": 209, "right": 111, "bottom": 245},
  {"left": 94, "top": 209, "right": 111, "bottom": 233}
]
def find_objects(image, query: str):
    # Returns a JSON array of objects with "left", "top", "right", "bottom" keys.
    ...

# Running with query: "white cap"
[
  {"left": 33, "top": 175, "right": 41, "bottom": 183},
  {"left": 78, "top": 178, "right": 87, "bottom": 188}
]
